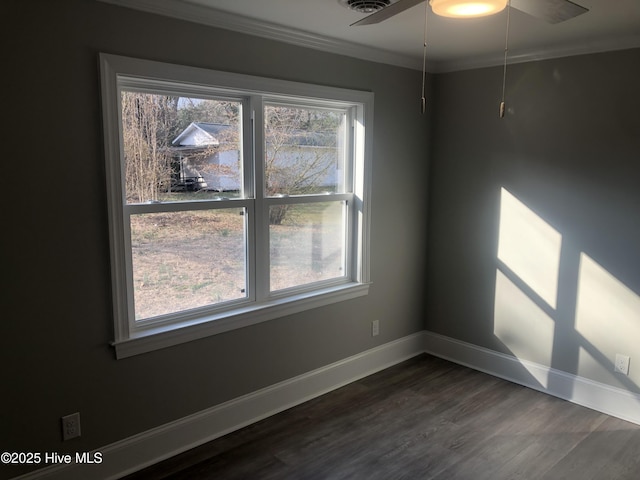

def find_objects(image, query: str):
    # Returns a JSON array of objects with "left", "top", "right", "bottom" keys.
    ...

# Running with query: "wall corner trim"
[
  {"left": 14, "top": 333, "right": 424, "bottom": 480},
  {"left": 422, "top": 330, "right": 640, "bottom": 426}
]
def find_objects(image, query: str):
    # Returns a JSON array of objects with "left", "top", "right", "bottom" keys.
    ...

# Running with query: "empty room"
[{"left": 2, "top": 0, "right": 639, "bottom": 479}]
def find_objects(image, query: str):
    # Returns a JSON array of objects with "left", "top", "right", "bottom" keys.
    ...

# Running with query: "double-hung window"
[{"left": 100, "top": 54, "right": 372, "bottom": 358}]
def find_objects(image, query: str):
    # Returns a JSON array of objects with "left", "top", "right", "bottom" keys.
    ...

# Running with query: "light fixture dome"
[{"left": 429, "top": 0, "right": 508, "bottom": 18}]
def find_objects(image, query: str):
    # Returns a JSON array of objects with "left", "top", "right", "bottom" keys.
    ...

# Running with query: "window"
[{"left": 100, "top": 54, "right": 372, "bottom": 358}]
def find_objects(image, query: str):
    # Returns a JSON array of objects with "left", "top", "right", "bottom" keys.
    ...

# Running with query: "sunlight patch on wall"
[
  {"left": 497, "top": 188, "right": 562, "bottom": 309},
  {"left": 576, "top": 253, "right": 640, "bottom": 385},
  {"left": 494, "top": 270, "right": 555, "bottom": 387}
]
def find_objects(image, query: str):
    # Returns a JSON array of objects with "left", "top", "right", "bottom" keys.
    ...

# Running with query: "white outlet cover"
[
  {"left": 615, "top": 354, "right": 630, "bottom": 375},
  {"left": 62, "top": 412, "right": 82, "bottom": 441}
]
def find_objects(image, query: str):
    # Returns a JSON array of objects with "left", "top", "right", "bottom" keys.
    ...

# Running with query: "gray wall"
[
  {"left": 426, "top": 48, "right": 640, "bottom": 394},
  {"left": 2, "top": 1, "right": 429, "bottom": 476}
]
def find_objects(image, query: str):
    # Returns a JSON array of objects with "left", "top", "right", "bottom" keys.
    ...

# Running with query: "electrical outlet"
[
  {"left": 372, "top": 319, "right": 379, "bottom": 337},
  {"left": 614, "top": 354, "right": 630, "bottom": 375},
  {"left": 61, "top": 412, "right": 81, "bottom": 441}
]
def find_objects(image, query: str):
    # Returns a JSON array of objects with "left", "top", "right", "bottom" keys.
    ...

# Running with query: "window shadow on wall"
[{"left": 493, "top": 187, "right": 640, "bottom": 400}]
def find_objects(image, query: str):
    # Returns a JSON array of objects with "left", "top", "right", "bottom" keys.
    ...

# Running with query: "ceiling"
[{"left": 103, "top": 0, "right": 640, "bottom": 71}]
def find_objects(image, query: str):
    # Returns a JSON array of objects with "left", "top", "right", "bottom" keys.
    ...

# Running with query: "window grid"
[{"left": 100, "top": 54, "right": 372, "bottom": 358}]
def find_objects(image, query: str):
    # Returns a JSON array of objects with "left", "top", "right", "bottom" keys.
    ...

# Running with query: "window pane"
[
  {"left": 264, "top": 105, "right": 346, "bottom": 196},
  {"left": 270, "top": 201, "right": 346, "bottom": 292},
  {"left": 130, "top": 208, "right": 247, "bottom": 320},
  {"left": 120, "top": 92, "right": 243, "bottom": 204}
]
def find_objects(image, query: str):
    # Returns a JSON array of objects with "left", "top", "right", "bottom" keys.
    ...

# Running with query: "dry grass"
[
  {"left": 131, "top": 209, "right": 245, "bottom": 319},
  {"left": 130, "top": 203, "right": 344, "bottom": 320}
]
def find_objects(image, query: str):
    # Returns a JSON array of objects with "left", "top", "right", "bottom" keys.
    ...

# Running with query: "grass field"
[{"left": 130, "top": 202, "right": 345, "bottom": 320}]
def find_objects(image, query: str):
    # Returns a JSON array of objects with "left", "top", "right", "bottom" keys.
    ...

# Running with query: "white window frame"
[{"left": 100, "top": 54, "right": 373, "bottom": 358}]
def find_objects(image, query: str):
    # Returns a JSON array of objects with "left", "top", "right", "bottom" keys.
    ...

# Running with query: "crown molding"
[
  {"left": 98, "top": 0, "right": 640, "bottom": 73},
  {"left": 97, "top": 0, "right": 423, "bottom": 70},
  {"left": 431, "top": 33, "right": 640, "bottom": 73}
]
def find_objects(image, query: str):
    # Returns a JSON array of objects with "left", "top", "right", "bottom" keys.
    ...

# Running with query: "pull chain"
[
  {"left": 421, "top": 1, "right": 428, "bottom": 114},
  {"left": 500, "top": 0, "right": 511, "bottom": 118}
]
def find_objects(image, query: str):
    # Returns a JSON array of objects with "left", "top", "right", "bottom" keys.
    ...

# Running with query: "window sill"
[{"left": 112, "top": 282, "right": 370, "bottom": 359}]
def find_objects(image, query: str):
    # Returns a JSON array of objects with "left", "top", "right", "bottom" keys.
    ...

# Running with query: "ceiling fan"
[
  {"left": 348, "top": 0, "right": 589, "bottom": 26},
  {"left": 345, "top": 0, "right": 589, "bottom": 116}
]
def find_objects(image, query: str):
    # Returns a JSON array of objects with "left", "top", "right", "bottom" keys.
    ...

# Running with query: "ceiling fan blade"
[
  {"left": 350, "top": 0, "right": 425, "bottom": 26},
  {"left": 510, "top": 0, "right": 588, "bottom": 24}
]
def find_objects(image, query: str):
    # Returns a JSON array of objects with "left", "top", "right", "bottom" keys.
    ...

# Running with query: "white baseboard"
[
  {"left": 422, "top": 330, "right": 640, "bottom": 426},
  {"left": 14, "top": 330, "right": 640, "bottom": 479},
  {"left": 15, "top": 332, "right": 425, "bottom": 480}
]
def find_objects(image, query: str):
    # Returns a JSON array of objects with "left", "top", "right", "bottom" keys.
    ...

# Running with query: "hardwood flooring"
[{"left": 123, "top": 354, "right": 640, "bottom": 479}]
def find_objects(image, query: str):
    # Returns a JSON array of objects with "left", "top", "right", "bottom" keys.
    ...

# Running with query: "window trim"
[{"left": 100, "top": 53, "right": 373, "bottom": 358}]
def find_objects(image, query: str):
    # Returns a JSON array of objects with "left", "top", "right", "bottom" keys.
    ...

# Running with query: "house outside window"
[
  {"left": 171, "top": 122, "right": 240, "bottom": 194},
  {"left": 100, "top": 54, "right": 373, "bottom": 358}
]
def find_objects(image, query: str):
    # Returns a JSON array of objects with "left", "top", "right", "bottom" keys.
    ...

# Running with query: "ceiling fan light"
[{"left": 429, "top": 0, "right": 508, "bottom": 18}]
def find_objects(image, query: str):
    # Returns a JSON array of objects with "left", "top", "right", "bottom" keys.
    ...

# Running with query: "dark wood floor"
[{"left": 123, "top": 354, "right": 640, "bottom": 479}]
